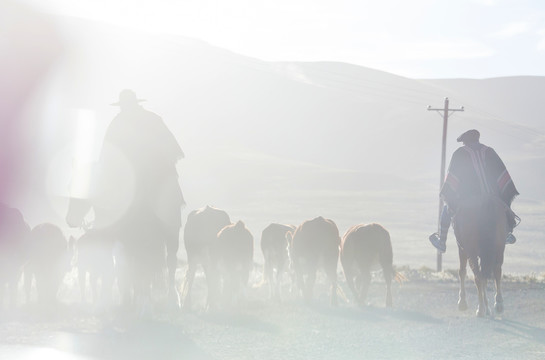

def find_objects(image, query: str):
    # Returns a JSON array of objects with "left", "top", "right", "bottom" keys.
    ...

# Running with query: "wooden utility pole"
[{"left": 427, "top": 97, "right": 464, "bottom": 272}]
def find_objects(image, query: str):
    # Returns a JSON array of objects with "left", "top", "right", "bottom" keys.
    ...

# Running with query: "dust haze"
[{"left": 1, "top": 3, "right": 545, "bottom": 360}]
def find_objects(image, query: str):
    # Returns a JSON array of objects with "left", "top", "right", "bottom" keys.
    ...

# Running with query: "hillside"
[{"left": 11, "top": 15, "right": 545, "bottom": 273}]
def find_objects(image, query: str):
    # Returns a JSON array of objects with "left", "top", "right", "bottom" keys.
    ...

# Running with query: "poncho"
[{"left": 440, "top": 143, "right": 519, "bottom": 209}]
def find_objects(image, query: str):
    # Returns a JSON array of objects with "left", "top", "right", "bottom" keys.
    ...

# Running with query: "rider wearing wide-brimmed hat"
[{"left": 97, "top": 89, "right": 185, "bottom": 297}]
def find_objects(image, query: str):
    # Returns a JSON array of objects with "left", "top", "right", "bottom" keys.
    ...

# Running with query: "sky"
[{"left": 16, "top": 0, "right": 545, "bottom": 79}]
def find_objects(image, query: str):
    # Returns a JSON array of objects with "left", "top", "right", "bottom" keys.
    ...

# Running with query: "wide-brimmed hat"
[
  {"left": 110, "top": 89, "right": 146, "bottom": 106},
  {"left": 457, "top": 129, "right": 480, "bottom": 143}
]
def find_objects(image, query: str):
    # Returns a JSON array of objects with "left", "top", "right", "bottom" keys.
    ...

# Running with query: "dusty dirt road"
[{"left": 1, "top": 271, "right": 544, "bottom": 360}]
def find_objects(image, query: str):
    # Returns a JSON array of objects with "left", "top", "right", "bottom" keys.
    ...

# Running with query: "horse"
[
  {"left": 66, "top": 193, "right": 180, "bottom": 313},
  {"left": 73, "top": 229, "right": 116, "bottom": 306},
  {"left": 453, "top": 195, "right": 508, "bottom": 317}
]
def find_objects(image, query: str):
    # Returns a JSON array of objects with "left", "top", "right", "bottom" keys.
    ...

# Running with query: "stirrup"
[
  {"left": 506, "top": 233, "right": 516, "bottom": 245},
  {"left": 429, "top": 233, "right": 446, "bottom": 253}
]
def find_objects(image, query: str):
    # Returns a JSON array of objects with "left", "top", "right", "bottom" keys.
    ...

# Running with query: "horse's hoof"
[
  {"left": 495, "top": 302, "right": 504, "bottom": 314},
  {"left": 458, "top": 300, "right": 468, "bottom": 311}
]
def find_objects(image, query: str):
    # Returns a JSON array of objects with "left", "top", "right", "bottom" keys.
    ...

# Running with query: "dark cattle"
[
  {"left": 454, "top": 196, "right": 507, "bottom": 317},
  {"left": 288, "top": 216, "right": 340, "bottom": 305},
  {"left": 24, "top": 223, "right": 73, "bottom": 306},
  {"left": 341, "top": 223, "right": 394, "bottom": 307},
  {"left": 182, "top": 205, "right": 231, "bottom": 310},
  {"left": 260, "top": 223, "right": 295, "bottom": 300},
  {"left": 216, "top": 220, "right": 254, "bottom": 307},
  {"left": 0, "top": 205, "right": 31, "bottom": 308},
  {"left": 74, "top": 229, "right": 115, "bottom": 306},
  {"left": 67, "top": 195, "right": 176, "bottom": 313}
]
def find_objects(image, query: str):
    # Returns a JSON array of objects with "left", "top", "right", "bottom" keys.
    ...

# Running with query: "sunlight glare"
[{"left": 69, "top": 109, "right": 97, "bottom": 199}]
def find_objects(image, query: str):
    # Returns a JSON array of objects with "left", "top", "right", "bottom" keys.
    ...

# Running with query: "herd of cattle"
[{"left": 0, "top": 204, "right": 396, "bottom": 312}]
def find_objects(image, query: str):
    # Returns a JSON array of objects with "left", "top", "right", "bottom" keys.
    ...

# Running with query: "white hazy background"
[{"left": 4, "top": 0, "right": 545, "bottom": 274}]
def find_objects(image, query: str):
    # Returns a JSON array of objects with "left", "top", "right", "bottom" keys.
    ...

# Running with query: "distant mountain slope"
[{"left": 24, "top": 14, "right": 545, "bottom": 220}]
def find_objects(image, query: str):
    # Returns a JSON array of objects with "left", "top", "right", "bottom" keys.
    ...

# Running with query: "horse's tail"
[
  {"left": 479, "top": 245, "right": 495, "bottom": 280},
  {"left": 479, "top": 198, "right": 497, "bottom": 280}
]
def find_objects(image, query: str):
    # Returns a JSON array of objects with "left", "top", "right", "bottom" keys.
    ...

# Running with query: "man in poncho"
[
  {"left": 429, "top": 129, "right": 519, "bottom": 253},
  {"left": 96, "top": 89, "right": 185, "bottom": 301}
]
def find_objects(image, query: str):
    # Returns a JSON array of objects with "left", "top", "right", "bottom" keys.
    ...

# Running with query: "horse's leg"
[
  {"left": 23, "top": 269, "right": 32, "bottom": 304},
  {"left": 90, "top": 273, "right": 98, "bottom": 305},
  {"left": 8, "top": 274, "right": 19, "bottom": 309},
  {"left": 78, "top": 268, "right": 87, "bottom": 303},
  {"left": 494, "top": 263, "right": 503, "bottom": 314},
  {"left": 481, "top": 274, "right": 490, "bottom": 316},
  {"left": 165, "top": 230, "right": 180, "bottom": 308},
  {"left": 468, "top": 258, "right": 487, "bottom": 317},
  {"left": 101, "top": 267, "right": 114, "bottom": 308},
  {"left": 458, "top": 247, "right": 468, "bottom": 311}
]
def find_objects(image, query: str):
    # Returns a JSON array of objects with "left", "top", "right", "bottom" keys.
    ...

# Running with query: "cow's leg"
[
  {"left": 383, "top": 268, "right": 393, "bottom": 308},
  {"left": 304, "top": 267, "right": 316, "bottom": 304},
  {"left": 275, "top": 266, "right": 283, "bottom": 301},
  {"left": 325, "top": 257, "right": 338, "bottom": 306},
  {"left": 181, "top": 263, "right": 195, "bottom": 310},
  {"left": 343, "top": 261, "right": 358, "bottom": 304},
  {"left": 379, "top": 259, "right": 393, "bottom": 308},
  {"left": 328, "top": 270, "right": 338, "bottom": 306},
  {"left": 458, "top": 247, "right": 468, "bottom": 311},
  {"left": 358, "top": 269, "right": 372, "bottom": 306},
  {"left": 294, "top": 260, "right": 305, "bottom": 299},
  {"left": 263, "top": 257, "right": 273, "bottom": 299}
]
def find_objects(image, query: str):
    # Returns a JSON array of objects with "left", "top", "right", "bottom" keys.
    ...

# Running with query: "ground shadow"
[
  {"left": 28, "top": 319, "right": 214, "bottom": 360},
  {"left": 308, "top": 303, "right": 443, "bottom": 325},
  {"left": 198, "top": 311, "right": 280, "bottom": 334},
  {"left": 494, "top": 318, "right": 545, "bottom": 345}
]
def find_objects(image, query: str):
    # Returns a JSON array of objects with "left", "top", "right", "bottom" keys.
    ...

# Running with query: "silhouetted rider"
[
  {"left": 97, "top": 89, "right": 185, "bottom": 295},
  {"left": 429, "top": 129, "right": 520, "bottom": 253}
]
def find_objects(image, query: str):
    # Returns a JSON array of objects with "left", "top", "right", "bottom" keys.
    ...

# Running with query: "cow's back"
[
  {"left": 341, "top": 223, "right": 392, "bottom": 269},
  {"left": 217, "top": 220, "right": 253, "bottom": 266},
  {"left": 184, "top": 206, "right": 231, "bottom": 256},
  {"left": 292, "top": 216, "right": 340, "bottom": 261},
  {"left": 261, "top": 223, "right": 294, "bottom": 258}
]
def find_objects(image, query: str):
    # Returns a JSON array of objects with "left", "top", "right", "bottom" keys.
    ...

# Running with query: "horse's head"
[{"left": 66, "top": 197, "right": 92, "bottom": 228}]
